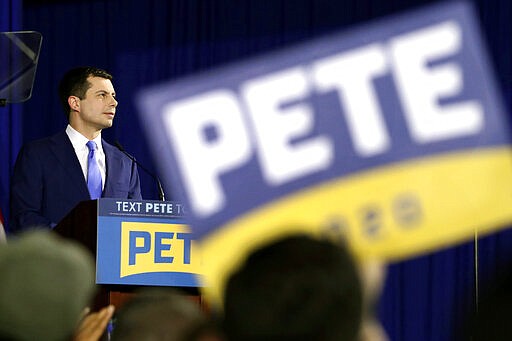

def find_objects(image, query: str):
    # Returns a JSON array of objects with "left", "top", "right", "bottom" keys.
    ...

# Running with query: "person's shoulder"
[
  {"left": 19, "top": 131, "right": 67, "bottom": 153},
  {"left": 22, "top": 131, "right": 67, "bottom": 148},
  {"left": 102, "top": 140, "right": 119, "bottom": 154},
  {"left": 102, "top": 140, "right": 132, "bottom": 161}
]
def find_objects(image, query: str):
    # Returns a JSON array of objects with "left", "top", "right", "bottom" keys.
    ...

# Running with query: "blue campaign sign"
[
  {"left": 95, "top": 198, "right": 202, "bottom": 287},
  {"left": 137, "top": 2, "right": 512, "bottom": 302}
]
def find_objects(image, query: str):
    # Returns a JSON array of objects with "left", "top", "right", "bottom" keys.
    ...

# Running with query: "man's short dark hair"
[
  {"left": 222, "top": 234, "right": 363, "bottom": 341},
  {"left": 111, "top": 288, "right": 211, "bottom": 341},
  {"left": 58, "top": 66, "right": 113, "bottom": 120}
]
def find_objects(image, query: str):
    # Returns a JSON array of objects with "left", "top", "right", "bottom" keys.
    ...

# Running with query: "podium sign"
[{"left": 95, "top": 199, "right": 201, "bottom": 287}]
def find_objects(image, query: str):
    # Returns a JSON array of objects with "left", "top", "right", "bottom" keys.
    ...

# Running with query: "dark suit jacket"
[{"left": 10, "top": 130, "right": 142, "bottom": 232}]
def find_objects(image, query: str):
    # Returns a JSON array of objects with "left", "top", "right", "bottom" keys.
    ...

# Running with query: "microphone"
[{"left": 114, "top": 141, "right": 166, "bottom": 201}]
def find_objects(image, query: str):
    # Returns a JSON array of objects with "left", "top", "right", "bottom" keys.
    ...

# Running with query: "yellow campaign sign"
[
  {"left": 120, "top": 222, "right": 202, "bottom": 278},
  {"left": 199, "top": 147, "right": 512, "bottom": 304}
]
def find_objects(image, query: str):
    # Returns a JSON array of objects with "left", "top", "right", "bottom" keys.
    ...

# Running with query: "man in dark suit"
[{"left": 10, "top": 66, "right": 142, "bottom": 232}]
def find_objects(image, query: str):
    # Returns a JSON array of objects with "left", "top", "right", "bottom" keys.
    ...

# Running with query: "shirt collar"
[{"left": 66, "top": 125, "right": 103, "bottom": 152}]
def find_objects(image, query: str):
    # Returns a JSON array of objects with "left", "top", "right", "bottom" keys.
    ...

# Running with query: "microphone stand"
[{"left": 114, "top": 141, "right": 166, "bottom": 201}]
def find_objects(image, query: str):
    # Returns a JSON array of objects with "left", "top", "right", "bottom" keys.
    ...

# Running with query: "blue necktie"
[{"left": 86, "top": 141, "right": 103, "bottom": 200}]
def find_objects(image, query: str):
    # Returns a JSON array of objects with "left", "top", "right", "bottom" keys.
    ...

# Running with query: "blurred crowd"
[{"left": 0, "top": 229, "right": 390, "bottom": 341}]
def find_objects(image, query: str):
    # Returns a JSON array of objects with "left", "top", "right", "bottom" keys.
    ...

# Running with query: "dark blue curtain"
[
  {"left": 8, "top": 0, "right": 512, "bottom": 340},
  {"left": 0, "top": 0, "right": 22, "bottom": 232}
]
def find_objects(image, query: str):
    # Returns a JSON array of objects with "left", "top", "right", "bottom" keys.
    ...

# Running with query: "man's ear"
[{"left": 68, "top": 96, "right": 80, "bottom": 112}]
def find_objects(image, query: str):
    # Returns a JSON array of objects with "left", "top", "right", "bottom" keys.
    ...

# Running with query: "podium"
[{"left": 54, "top": 198, "right": 202, "bottom": 310}]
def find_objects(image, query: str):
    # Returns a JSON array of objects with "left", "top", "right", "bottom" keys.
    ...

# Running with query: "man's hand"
[{"left": 74, "top": 305, "right": 115, "bottom": 341}]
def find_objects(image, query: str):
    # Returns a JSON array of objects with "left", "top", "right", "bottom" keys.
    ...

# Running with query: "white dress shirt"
[{"left": 66, "top": 124, "right": 106, "bottom": 190}]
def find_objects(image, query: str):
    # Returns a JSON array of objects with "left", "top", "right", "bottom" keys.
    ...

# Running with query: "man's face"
[{"left": 75, "top": 76, "right": 118, "bottom": 131}]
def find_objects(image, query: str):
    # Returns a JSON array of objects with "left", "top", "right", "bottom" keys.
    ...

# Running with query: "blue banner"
[
  {"left": 137, "top": 2, "right": 512, "bottom": 303},
  {"left": 95, "top": 199, "right": 201, "bottom": 287}
]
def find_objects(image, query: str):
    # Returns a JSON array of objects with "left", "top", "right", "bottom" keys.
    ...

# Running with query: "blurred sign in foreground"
[{"left": 137, "top": 2, "right": 512, "bottom": 303}]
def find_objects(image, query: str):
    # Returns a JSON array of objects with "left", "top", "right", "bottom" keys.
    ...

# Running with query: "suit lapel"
[
  {"left": 103, "top": 140, "right": 122, "bottom": 195},
  {"left": 49, "top": 131, "right": 90, "bottom": 198}
]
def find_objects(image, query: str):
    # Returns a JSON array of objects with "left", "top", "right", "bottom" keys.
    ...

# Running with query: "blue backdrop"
[
  {"left": 2, "top": 0, "right": 512, "bottom": 340},
  {"left": 0, "top": 0, "right": 22, "bottom": 232}
]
